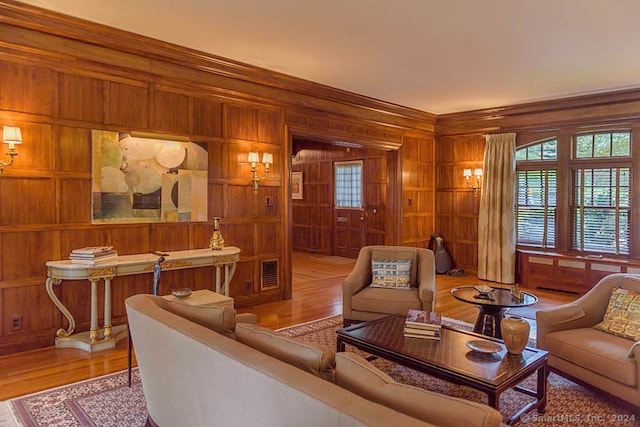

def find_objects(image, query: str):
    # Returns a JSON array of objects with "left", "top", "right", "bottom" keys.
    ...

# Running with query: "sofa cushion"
[
  {"left": 160, "top": 297, "right": 237, "bottom": 339},
  {"left": 235, "top": 323, "right": 336, "bottom": 382},
  {"left": 371, "top": 259, "right": 412, "bottom": 289},
  {"left": 546, "top": 327, "right": 637, "bottom": 387},
  {"left": 352, "top": 286, "right": 421, "bottom": 314},
  {"left": 335, "top": 352, "right": 502, "bottom": 427},
  {"left": 594, "top": 287, "right": 640, "bottom": 340},
  {"left": 371, "top": 247, "right": 417, "bottom": 287}
]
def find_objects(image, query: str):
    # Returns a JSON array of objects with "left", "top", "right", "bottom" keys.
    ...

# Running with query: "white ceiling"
[{"left": 16, "top": 0, "right": 640, "bottom": 114}]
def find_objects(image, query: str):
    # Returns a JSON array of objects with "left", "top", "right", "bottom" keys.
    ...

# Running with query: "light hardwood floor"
[{"left": 0, "top": 251, "right": 577, "bottom": 400}]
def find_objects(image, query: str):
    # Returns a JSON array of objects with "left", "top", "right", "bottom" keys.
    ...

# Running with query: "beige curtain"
[{"left": 478, "top": 133, "right": 516, "bottom": 283}]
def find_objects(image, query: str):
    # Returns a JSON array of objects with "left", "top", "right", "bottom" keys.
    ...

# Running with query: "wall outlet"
[
  {"left": 244, "top": 280, "right": 252, "bottom": 293},
  {"left": 11, "top": 315, "right": 23, "bottom": 331}
]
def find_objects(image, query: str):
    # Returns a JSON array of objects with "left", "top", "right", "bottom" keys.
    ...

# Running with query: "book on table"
[
  {"left": 70, "top": 246, "right": 118, "bottom": 264},
  {"left": 405, "top": 309, "right": 442, "bottom": 330}
]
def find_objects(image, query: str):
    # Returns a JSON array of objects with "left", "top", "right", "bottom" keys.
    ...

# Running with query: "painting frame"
[{"left": 291, "top": 171, "right": 303, "bottom": 200}]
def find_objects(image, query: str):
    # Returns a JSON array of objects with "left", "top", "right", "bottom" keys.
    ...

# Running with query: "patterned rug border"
[{"left": 8, "top": 368, "right": 145, "bottom": 427}]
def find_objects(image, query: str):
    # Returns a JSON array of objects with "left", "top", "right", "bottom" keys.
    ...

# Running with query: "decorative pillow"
[
  {"left": 594, "top": 287, "right": 640, "bottom": 341},
  {"left": 371, "top": 259, "right": 412, "bottom": 289},
  {"left": 371, "top": 248, "right": 417, "bottom": 286},
  {"left": 335, "top": 352, "right": 503, "bottom": 426},
  {"left": 161, "top": 297, "right": 237, "bottom": 339},
  {"left": 235, "top": 323, "right": 336, "bottom": 382}
]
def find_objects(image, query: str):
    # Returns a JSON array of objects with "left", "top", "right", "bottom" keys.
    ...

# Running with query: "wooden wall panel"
[
  {"left": 401, "top": 132, "right": 435, "bottom": 248},
  {"left": 57, "top": 127, "right": 91, "bottom": 172},
  {"left": 111, "top": 226, "right": 152, "bottom": 255},
  {"left": 106, "top": 81, "right": 149, "bottom": 128},
  {"left": 225, "top": 104, "right": 256, "bottom": 140},
  {"left": 59, "top": 179, "right": 91, "bottom": 223},
  {"left": 0, "top": 178, "right": 55, "bottom": 225},
  {"left": 153, "top": 90, "right": 189, "bottom": 134},
  {"left": 2, "top": 284, "right": 56, "bottom": 335},
  {"left": 58, "top": 73, "right": 104, "bottom": 122},
  {"left": 223, "top": 223, "right": 255, "bottom": 257},
  {"left": 152, "top": 224, "right": 190, "bottom": 251},
  {"left": 58, "top": 229, "right": 112, "bottom": 259},
  {"left": 291, "top": 139, "right": 390, "bottom": 254},
  {"left": 257, "top": 108, "right": 282, "bottom": 143},
  {"left": 0, "top": 61, "right": 54, "bottom": 115},
  {"left": 193, "top": 97, "right": 223, "bottom": 137},
  {"left": 0, "top": 231, "right": 53, "bottom": 280},
  {"left": 435, "top": 134, "right": 484, "bottom": 271},
  {"left": 17, "top": 122, "right": 53, "bottom": 171}
]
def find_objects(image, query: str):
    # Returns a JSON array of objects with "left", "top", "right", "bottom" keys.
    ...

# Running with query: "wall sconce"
[
  {"left": 1, "top": 126, "right": 22, "bottom": 175},
  {"left": 248, "top": 151, "right": 272, "bottom": 193},
  {"left": 464, "top": 168, "right": 482, "bottom": 197}
]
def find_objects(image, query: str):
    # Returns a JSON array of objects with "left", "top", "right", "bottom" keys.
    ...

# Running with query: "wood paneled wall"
[
  {"left": 435, "top": 88, "right": 640, "bottom": 275},
  {"left": 291, "top": 139, "right": 390, "bottom": 254},
  {"left": 0, "top": 2, "right": 435, "bottom": 354},
  {"left": 434, "top": 134, "right": 484, "bottom": 271},
  {"left": 401, "top": 132, "right": 436, "bottom": 248}
]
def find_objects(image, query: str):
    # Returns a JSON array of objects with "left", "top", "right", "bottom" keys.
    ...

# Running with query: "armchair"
[
  {"left": 342, "top": 246, "right": 436, "bottom": 327},
  {"left": 536, "top": 273, "right": 640, "bottom": 407}
]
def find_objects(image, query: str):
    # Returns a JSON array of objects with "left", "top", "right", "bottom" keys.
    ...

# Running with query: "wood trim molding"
[
  {"left": 0, "top": 0, "right": 436, "bottom": 129},
  {"left": 436, "top": 88, "right": 640, "bottom": 136}
]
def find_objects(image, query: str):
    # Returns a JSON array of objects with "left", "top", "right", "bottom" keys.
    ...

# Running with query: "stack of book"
[
  {"left": 70, "top": 246, "right": 118, "bottom": 265},
  {"left": 404, "top": 309, "right": 442, "bottom": 340}
]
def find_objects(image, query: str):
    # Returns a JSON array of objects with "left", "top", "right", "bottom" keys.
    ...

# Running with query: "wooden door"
[{"left": 334, "top": 208, "right": 367, "bottom": 258}]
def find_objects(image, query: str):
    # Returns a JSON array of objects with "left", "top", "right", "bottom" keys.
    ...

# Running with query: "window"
[
  {"left": 570, "top": 131, "right": 631, "bottom": 255},
  {"left": 334, "top": 161, "right": 362, "bottom": 208},
  {"left": 516, "top": 139, "right": 557, "bottom": 248}
]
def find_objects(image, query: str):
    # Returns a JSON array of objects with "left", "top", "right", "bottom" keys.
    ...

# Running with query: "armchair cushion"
[
  {"left": 335, "top": 352, "right": 502, "bottom": 427},
  {"left": 371, "top": 247, "right": 417, "bottom": 286},
  {"left": 235, "top": 323, "right": 336, "bottom": 382},
  {"left": 594, "top": 287, "right": 640, "bottom": 341},
  {"left": 351, "top": 286, "right": 422, "bottom": 315},
  {"left": 545, "top": 327, "right": 637, "bottom": 387},
  {"left": 371, "top": 259, "right": 412, "bottom": 289}
]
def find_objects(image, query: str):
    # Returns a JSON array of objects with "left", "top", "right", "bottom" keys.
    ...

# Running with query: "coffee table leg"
[
  {"left": 336, "top": 337, "right": 346, "bottom": 352},
  {"left": 487, "top": 391, "right": 499, "bottom": 410},
  {"left": 537, "top": 363, "right": 547, "bottom": 413}
]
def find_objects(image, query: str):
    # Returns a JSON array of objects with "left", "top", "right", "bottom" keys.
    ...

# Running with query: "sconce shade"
[
  {"left": 261, "top": 152, "right": 273, "bottom": 165},
  {"left": 3, "top": 126, "right": 22, "bottom": 146},
  {"left": 463, "top": 168, "right": 472, "bottom": 177},
  {"left": 248, "top": 152, "right": 260, "bottom": 163},
  {"left": 474, "top": 168, "right": 483, "bottom": 177}
]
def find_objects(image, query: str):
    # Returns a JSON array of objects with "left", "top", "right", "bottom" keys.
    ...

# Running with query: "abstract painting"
[{"left": 91, "top": 130, "right": 208, "bottom": 223}]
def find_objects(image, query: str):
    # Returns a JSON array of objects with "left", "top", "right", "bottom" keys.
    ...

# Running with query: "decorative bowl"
[
  {"left": 171, "top": 288, "right": 193, "bottom": 299},
  {"left": 466, "top": 340, "right": 503, "bottom": 354},
  {"left": 474, "top": 285, "right": 493, "bottom": 295}
]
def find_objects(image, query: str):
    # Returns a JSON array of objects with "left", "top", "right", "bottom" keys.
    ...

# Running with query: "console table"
[{"left": 45, "top": 246, "right": 240, "bottom": 352}]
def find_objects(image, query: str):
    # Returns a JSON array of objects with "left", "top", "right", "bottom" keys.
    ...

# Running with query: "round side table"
[{"left": 450, "top": 286, "right": 538, "bottom": 338}]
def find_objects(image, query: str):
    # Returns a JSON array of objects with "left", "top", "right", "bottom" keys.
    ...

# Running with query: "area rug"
[
  {"left": 6, "top": 369, "right": 147, "bottom": 427},
  {"left": 5, "top": 315, "right": 638, "bottom": 427}
]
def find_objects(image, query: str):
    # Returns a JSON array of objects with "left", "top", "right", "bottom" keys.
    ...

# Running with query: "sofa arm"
[{"left": 536, "top": 303, "right": 588, "bottom": 348}]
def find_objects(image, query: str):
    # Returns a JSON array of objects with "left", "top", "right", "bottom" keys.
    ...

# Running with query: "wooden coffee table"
[{"left": 337, "top": 315, "right": 547, "bottom": 425}]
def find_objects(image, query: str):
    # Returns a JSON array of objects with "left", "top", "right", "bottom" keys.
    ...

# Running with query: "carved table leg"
[
  {"left": 45, "top": 276, "right": 76, "bottom": 338},
  {"left": 89, "top": 279, "right": 99, "bottom": 342}
]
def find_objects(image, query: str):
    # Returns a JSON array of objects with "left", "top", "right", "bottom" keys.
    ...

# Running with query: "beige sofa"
[
  {"left": 126, "top": 294, "right": 502, "bottom": 427},
  {"left": 536, "top": 273, "right": 640, "bottom": 407}
]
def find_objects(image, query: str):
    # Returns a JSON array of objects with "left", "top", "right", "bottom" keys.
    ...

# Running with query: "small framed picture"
[{"left": 291, "top": 172, "right": 303, "bottom": 200}]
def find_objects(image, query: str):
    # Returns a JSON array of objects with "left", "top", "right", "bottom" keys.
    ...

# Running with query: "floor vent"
[{"left": 261, "top": 259, "right": 279, "bottom": 290}]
